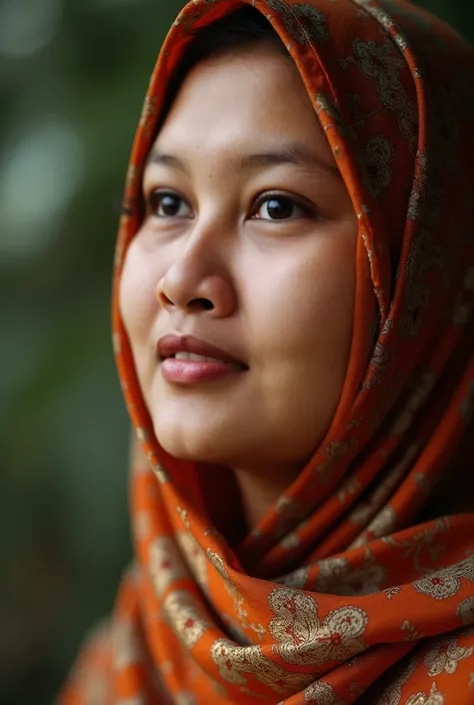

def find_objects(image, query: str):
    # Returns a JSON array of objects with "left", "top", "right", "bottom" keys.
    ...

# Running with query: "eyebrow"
[
  {"left": 145, "top": 150, "right": 189, "bottom": 175},
  {"left": 145, "top": 142, "right": 341, "bottom": 179},
  {"left": 239, "top": 144, "right": 341, "bottom": 178}
]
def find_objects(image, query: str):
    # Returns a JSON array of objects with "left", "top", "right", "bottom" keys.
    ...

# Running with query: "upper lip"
[{"left": 157, "top": 334, "right": 248, "bottom": 368}]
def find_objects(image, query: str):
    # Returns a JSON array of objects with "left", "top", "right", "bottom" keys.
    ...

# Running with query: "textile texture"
[{"left": 60, "top": 0, "right": 474, "bottom": 702}]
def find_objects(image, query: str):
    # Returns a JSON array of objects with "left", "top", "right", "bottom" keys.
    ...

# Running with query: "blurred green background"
[{"left": 0, "top": 1, "right": 472, "bottom": 703}]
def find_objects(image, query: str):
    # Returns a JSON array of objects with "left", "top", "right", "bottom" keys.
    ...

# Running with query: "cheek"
[
  {"left": 119, "top": 241, "right": 160, "bottom": 347},
  {"left": 246, "top": 239, "right": 356, "bottom": 368}
]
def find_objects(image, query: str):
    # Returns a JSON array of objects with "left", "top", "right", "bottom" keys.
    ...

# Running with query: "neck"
[
  {"left": 232, "top": 462, "right": 302, "bottom": 532},
  {"left": 198, "top": 461, "right": 302, "bottom": 546}
]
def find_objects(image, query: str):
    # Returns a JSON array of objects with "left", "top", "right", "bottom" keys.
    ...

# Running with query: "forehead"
[{"left": 154, "top": 46, "right": 331, "bottom": 160}]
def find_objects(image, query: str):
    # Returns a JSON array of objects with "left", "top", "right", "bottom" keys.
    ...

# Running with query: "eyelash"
[
  {"left": 251, "top": 192, "right": 317, "bottom": 221},
  {"left": 145, "top": 189, "right": 318, "bottom": 223}
]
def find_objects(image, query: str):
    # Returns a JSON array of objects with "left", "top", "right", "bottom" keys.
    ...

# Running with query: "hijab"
[{"left": 60, "top": 0, "right": 474, "bottom": 702}]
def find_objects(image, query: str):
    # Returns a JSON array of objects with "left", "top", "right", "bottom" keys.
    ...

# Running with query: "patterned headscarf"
[{"left": 60, "top": 0, "right": 474, "bottom": 703}]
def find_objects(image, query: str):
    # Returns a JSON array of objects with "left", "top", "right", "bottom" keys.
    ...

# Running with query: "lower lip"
[{"left": 161, "top": 358, "right": 246, "bottom": 384}]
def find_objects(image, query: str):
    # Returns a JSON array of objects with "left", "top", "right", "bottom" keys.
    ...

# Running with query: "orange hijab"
[{"left": 60, "top": 0, "right": 474, "bottom": 703}]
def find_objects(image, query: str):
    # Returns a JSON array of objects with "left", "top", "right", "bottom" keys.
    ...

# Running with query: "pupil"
[
  {"left": 267, "top": 198, "right": 293, "bottom": 219},
  {"left": 161, "top": 194, "right": 180, "bottom": 216}
]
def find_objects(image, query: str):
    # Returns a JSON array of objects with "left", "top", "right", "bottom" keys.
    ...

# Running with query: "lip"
[{"left": 157, "top": 334, "right": 248, "bottom": 384}]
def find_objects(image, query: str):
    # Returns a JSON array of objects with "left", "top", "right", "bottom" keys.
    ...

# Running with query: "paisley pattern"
[
  {"left": 423, "top": 635, "right": 474, "bottom": 677},
  {"left": 267, "top": 1, "right": 329, "bottom": 45},
  {"left": 210, "top": 638, "right": 313, "bottom": 693},
  {"left": 303, "top": 680, "right": 345, "bottom": 704},
  {"left": 413, "top": 558, "right": 474, "bottom": 601},
  {"left": 268, "top": 588, "right": 368, "bottom": 666},
  {"left": 59, "top": 0, "right": 474, "bottom": 703}
]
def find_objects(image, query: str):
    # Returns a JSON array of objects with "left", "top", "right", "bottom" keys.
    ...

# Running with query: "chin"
[
  {"left": 152, "top": 411, "right": 262, "bottom": 467},
  {"left": 155, "top": 428, "right": 233, "bottom": 464},
  {"left": 152, "top": 417, "right": 300, "bottom": 470}
]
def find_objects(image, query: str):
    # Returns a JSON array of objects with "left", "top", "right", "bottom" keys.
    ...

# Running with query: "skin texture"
[{"left": 119, "top": 45, "right": 358, "bottom": 529}]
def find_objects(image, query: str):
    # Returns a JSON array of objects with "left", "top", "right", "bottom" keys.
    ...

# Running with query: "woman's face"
[{"left": 120, "top": 45, "right": 358, "bottom": 472}]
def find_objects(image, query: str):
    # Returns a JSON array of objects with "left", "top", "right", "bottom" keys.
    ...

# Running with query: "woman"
[{"left": 60, "top": 0, "right": 474, "bottom": 702}]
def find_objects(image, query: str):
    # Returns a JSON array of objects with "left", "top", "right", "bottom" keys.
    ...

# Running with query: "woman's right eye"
[{"left": 148, "top": 190, "right": 193, "bottom": 219}]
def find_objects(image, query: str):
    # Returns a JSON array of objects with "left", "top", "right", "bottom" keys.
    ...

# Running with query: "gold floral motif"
[
  {"left": 381, "top": 318, "right": 394, "bottom": 336},
  {"left": 364, "top": 134, "right": 394, "bottom": 198},
  {"left": 350, "top": 505, "right": 397, "bottom": 548},
  {"left": 176, "top": 531, "right": 208, "bottom": 590},
  {"left": 163, "top": 590, "right": 209, "bottom": 650},
  {"left": 423, "top": 635, "right": 474, "bottom": 676},
  {"left": 382, "top": 518, "right": 449, "bottom": 575},
  {"left": 401, "top": 620, "right": 426, "bottom": 641},
  {"left": 277, "top": 566, "right": 310, "bottom": 589},
  {"left": 340, "top": 37, "right": 404, "bottom": 81},
  {"left": 407, "top": 151, "right": 429, "bottom": 221},
  {"left": 136, "top": 427, "right": 151, "bottom": 443},
  {"left": 149, "top": 537, "right": 189, "bottom": 597},
  {"left": 457, "top": 597, "right": 474, "bottom": 625},
  {"left": 405, "top": 682, "right": 445, "bottom": 705},
  {"left": 312, "top": 439, "right": 356, "bottom": 483},
  {"left": 315, "top": 550, "right": 388, "bottom": 596},
  {"left": 112, "top": 620, "right": 140, "bottom": 671},
  {"left": 268, "top": 588, "right": 368, "bottom": 666},
  {"left": 265, "top": 0, "right": 289, "bottom": 14},
  {"left": 315, "top": 93, "right": 342, "bottom": 122},
  {"left": 281, "top": 532, "right": 301, "bottom": 550},
  {"left": 176, "top": 506, "right": 191, "bottom": 529},
  {"left": 267, "top": 1, "right": 329, "bottom": 45},
  {"left": 274, "top": 496, "right": 308, "bottom": 534},
  {"left": 340, "top": 37, "right": 417, "bottom": 150},
  {"left": 413, "top": 557, "right": 474, "bottom": 600},
  {"left": 384, "top": 586, "right": 402, "bottom": 600},
  {"left": 362, "top": 341, "right": 393, "bottom": 389},
  {"left": 206, "top": 550, "right": 266, "bottom": 640},
  {"left": 303, "top": 680, "right": 345, "bottom": 704},
  {"left": 337, "top": 476, "right": 361, "bottom": 506},
  {"left": 354, "top": 1, "right": 409, "bottom": 53},
  {"left": 152, "top": 464, "right": 169, "bottom": 485},
  {"left": 210, "top": 638, "right": 313, "bottom": 693},
  {"left": 345, "top": 93, "right": 368, "bottom": 130}
]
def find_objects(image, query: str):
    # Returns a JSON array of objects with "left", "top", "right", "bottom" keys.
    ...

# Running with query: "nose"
[{"left": 156, "top": 241, "right": 237, "bottom": 318}]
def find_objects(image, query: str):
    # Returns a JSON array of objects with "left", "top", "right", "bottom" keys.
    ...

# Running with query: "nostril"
[
  {"left": 159, "top": 292, "right": 174, "bottom": 307},
  {"left": 188, "top": 298, "right": 214, "bottom": 312}
]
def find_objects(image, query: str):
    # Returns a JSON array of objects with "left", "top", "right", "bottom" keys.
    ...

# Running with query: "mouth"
[{"left": 157, "top": 334, "right": 248, "bottom": 384}]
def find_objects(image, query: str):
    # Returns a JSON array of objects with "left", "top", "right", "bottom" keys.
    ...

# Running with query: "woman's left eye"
[{"left": 251, "top": 195, "right": 315, "bottom": 221}]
